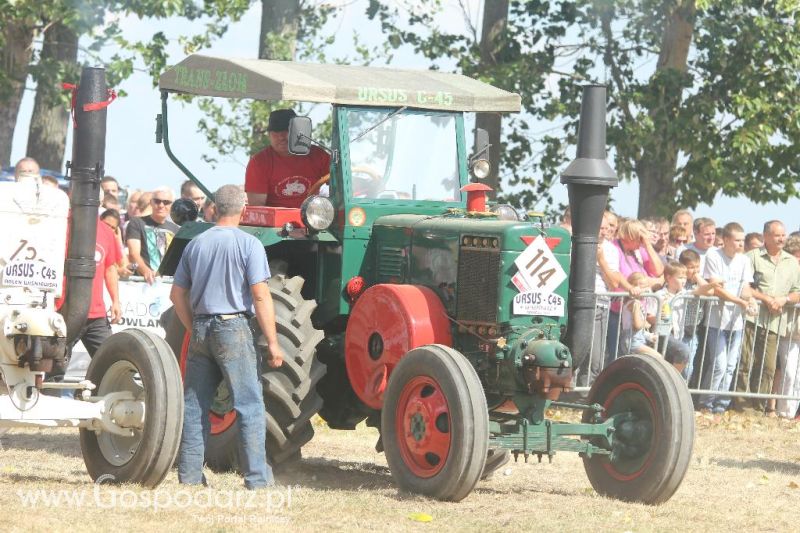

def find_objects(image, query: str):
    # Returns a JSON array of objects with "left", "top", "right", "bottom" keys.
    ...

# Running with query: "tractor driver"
[{"left": 244, "top": 109, "right": 331, "bottom": 209}]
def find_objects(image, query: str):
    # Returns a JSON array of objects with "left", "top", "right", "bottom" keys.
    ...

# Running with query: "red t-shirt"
[
  {"left": 88, "top": 222, "right": 122, "bottom": 319},
  {"left": 244, "top": 145, "right": 330, "bottom": 208}
]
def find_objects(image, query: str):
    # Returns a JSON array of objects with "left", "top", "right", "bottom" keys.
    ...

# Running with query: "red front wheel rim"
[
  {"left": 180, "top": 332, "right": 238, "bottom": 436},
  {"left": 601, "top": 382, "right": 658, "bottom": 481},
  {"left": 395, "top": 375, "right": 452, "bottom": 478}
]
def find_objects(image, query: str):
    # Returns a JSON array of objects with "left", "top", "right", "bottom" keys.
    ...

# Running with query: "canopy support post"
[{"left": 157, "top": 91, "right": 213, "bottom": 199}]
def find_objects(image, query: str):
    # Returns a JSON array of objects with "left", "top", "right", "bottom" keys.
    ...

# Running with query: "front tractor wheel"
[
  {"left": 382, "top": 344, "right": 488, "bottom": 502},
  {"left": 582, "top": 354, "right": 695, "bottom": 505},
  {"left": 79, "top": 329, "right": 183, "bottom": 488}
]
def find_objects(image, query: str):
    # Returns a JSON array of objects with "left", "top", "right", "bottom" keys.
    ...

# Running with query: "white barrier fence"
[
  {"left": 574, "top": 290, "right": 800, "bottom": 415},
  {"left": 67, "top": 279, "right": 800, "bottom": 416},
  {"left": 66, "top": 277, "right": 173, "bottom": 380}
]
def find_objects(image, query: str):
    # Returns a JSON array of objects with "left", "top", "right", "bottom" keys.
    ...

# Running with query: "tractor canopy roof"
[{"left": 158, "top": 54, "right": 521, "bottom": 113}]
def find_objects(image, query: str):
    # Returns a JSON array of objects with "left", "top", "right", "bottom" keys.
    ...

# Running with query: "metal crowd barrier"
[{"left": 574, "top": 291, "right": 800, "bottom": 415}]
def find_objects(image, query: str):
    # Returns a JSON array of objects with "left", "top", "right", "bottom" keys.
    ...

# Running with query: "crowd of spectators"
[
  {"left": 12, "top": 157, "right": 213, "bottom": 285},
  {"left": 11, "top": 155, "right": 800, "bottom": 419},
  {"left": 594, "top": 207, "right": 800, "bottom": 419}
]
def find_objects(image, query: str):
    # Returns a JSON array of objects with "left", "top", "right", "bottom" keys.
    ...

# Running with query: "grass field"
[{"left": 1, "top": 410, "right": 798, "bottom": 532}]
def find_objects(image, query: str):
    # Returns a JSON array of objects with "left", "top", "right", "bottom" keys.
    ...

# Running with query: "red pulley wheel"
[{"left": 345, "top": 284, "right": 452, "bottom": 409}]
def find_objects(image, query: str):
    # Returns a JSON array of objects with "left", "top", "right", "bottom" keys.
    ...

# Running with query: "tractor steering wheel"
[
  {"left": 305, "top": 166, "right": 383, "bottom": 198},
  {"left": 351, "top": 166, "right": 384, "bottom": 197},
  {"left": 306, "top": 173, "right": 330, "bottom": 197},
  {"left": 351, "top": 165, "right": 382, "bottom": 182}
]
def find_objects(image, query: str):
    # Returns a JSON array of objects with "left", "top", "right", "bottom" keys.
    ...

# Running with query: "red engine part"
[
  {"left": 345, "top": 284, "right": 453, "bottom": 409},
  {"left": 461, "top": 182, "right": 493, "bottom": 212},
  {"left": 240, "top": 206, "right": 306, "bottom": 228},
  {"left": 346, "top": 276, "right": 366, "bottom": 302}
]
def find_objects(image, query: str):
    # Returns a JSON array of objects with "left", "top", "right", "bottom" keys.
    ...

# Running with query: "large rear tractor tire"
[
  {"left": 582, "top": 354, "right": 695, "bottom": 504},
  {"left": 260, "top": 275, "right": 326, "bottom": 464},
  {"left": 161, "top": 275, "right": 326, "bottom": 469},
  {"left": 80, "top": 329, "right": 183, "bottom": 488},
  {"left": 382, "top": 344, "right": 488, "bottom": 502}
]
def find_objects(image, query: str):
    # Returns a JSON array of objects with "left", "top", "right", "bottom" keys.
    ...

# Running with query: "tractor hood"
[{"left": 370, "top": 214, "right": 571, "bottom": 327}]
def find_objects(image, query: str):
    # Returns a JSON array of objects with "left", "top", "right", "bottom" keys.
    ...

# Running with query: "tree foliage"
[
  {"left": 365, "top": 0, "right": 800, "bottom": 217},
  {"left": 7, "top": 0, "right": 799, "bottom": 218},
  {"left": 0, "top": 0, "right": 252, "bottom": 167},
  {"left": 194, "top": 1, "right": 397, "bottom": 167},
  {"left": 365, "top": 0, "right": 585, "bottom": 216}
]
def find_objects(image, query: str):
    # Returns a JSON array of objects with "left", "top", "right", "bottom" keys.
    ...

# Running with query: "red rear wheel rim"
[
  {"left": 209, "top": 410, "right": 237, "bottom": 434},
  {"left": 395, "top": 375, "right": 451, "bottom": 478},
  {"left": 601, "top": 381, "right": 658, "bottom": 481},
  {"left": 179, "top": 331, "right": 238, "bottom": 436}
]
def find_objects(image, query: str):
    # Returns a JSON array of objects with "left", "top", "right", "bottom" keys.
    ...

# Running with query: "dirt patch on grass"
[{"left": 1, "top": 411, "right": 798, "bottom": 532}]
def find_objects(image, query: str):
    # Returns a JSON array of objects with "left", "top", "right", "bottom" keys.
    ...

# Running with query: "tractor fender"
[{"left": 344, "top": 284, "right": 452, "bottom": 409}]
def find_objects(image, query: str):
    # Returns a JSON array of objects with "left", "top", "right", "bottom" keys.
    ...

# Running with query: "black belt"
[{"left": 195, "top": 312, "right": 249, "bottom": 320}]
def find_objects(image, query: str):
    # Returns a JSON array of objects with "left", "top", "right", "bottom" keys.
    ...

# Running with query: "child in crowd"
[
  {"left": 678, "top": 249, "right": 713, "bottom": 381},
  {"left": 654, "top": 261, "right": 714, "bottom": 374},
  {"left": 620, "top": 272, "right": 661, "bottom": 357}
]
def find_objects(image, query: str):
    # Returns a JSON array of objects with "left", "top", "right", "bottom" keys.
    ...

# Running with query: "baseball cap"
[{"left": 266, "top": 109, "right": 297, "bottom": 132}]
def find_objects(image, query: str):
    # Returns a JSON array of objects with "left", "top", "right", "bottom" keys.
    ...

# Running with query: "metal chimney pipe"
[
  {"left": 560, "top": 85, "right": 618, "bottom": 373},
  {"left": 60, "top": 67, "right": 106, "bottom": 345}
]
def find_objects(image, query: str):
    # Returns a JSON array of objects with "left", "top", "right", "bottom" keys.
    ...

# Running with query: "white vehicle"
[{"left": 0, "top": 68, "right": 182, "bottom": 488}]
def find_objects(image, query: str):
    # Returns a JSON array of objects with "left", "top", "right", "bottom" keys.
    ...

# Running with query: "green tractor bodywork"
[{"left": 157, "top": 56, "right": 693, "bottom": 503}]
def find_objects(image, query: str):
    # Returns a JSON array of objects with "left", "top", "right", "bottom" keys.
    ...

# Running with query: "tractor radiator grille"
[
  {"left": 377, "top": 246, "right": 405, "bottom": 280},
  {"left": 456, "top": 246, "right": 500, "bottom": 323}
]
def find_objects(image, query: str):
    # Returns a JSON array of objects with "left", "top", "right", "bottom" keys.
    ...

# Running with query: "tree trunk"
[
  {"left": 475, "top": 0, "right": 508, "bottom": 199},
  {"left": 26, "top": 22, "right": 78, "bottom": 172},
  {"left": 252, "top": 0, "right": 300, "bottom": 145},
  {"left": 636, "top": 0, "right": 696, "bottom": 218},
  {"left": 0, "top": 21, "right": 35, "bottom": 168},
  {"left": 259, "top": 0, "right": 300, "bottom": 60}
]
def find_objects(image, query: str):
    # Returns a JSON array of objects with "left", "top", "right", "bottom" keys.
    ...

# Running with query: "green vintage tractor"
[{"left": 157, "top": 55, "right": 694, "bottom": 503}]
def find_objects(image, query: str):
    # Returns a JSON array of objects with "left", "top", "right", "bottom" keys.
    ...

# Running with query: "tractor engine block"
[{"left": 507, "top": 332, "right": 573, "bottom": 400}]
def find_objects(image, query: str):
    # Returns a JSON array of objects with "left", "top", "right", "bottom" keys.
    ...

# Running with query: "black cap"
[
  {"left": 170, "top": 197, "right": 199, "bottom": 226},
  {"left": 267, "top": 109, "right": 297, "bottom": 132}
]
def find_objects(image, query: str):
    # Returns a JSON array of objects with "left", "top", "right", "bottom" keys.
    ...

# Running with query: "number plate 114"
[{"left": 512, "top": 235, "right": 567, "bottom": 294}]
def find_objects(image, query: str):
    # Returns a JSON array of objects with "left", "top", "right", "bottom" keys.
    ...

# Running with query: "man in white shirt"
[
  {"left": 678, "top": 217, "right": 717, "bottom": 276},
  {"left": 698, "top": 222, "right": 753, "bottom": 413}
]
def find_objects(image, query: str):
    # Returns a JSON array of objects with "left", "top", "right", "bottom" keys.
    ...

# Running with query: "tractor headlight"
[
  {"left": 301, "top": 195, "right": 335, "bottom": 231},
  {"left": 470, "top": 158, "right": 490, "bottom": 180},
  {"left": 492, "top": 204, "right": 520, "bottom": 221}
]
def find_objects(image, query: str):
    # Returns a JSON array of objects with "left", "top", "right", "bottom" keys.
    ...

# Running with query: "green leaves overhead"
[
  {"left": 366, "top": 0, "right": 800, "bottom": 216},
  {"left": 4, "top": 0, "right": 799, "bottom": 216}
]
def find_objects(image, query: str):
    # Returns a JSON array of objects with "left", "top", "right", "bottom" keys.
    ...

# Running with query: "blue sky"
[{"left": 9, "top": 0, "right": 798, "bottom": 234}]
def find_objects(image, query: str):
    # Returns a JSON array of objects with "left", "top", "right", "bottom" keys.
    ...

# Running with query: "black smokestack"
[
  {"left": 60, "top": 67, "right": 106, "bottom": 345},
  {"left": 560, "top": 85, "right": 618, "bottom": 372}
]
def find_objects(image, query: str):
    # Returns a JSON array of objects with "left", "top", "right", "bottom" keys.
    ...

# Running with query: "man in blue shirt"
[{"left": 170, "top": 184, "right": 284, "bottom": 489}]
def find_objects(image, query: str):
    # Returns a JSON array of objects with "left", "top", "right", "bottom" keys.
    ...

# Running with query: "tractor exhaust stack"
[
  {"left": 60, "top": 67, "right": 106, "bottom": 345},
  {"left": 560, "top": 85, "right": 618, "bottom": 372}
]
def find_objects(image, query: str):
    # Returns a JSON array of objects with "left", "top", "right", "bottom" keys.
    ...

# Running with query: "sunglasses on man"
[{"left": 152, "top": 198, "right": 173, "bottom": 206}]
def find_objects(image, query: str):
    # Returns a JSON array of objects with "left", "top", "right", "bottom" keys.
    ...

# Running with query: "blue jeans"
[
  {"left": 681, "top": 333, "right": 699, "bottom": 383},
  {"left": 699, "top": 327, "right": 743, "bottom": 411},
  {"left": 178, "top": 315, "right": 272, "bottom": 489}
]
